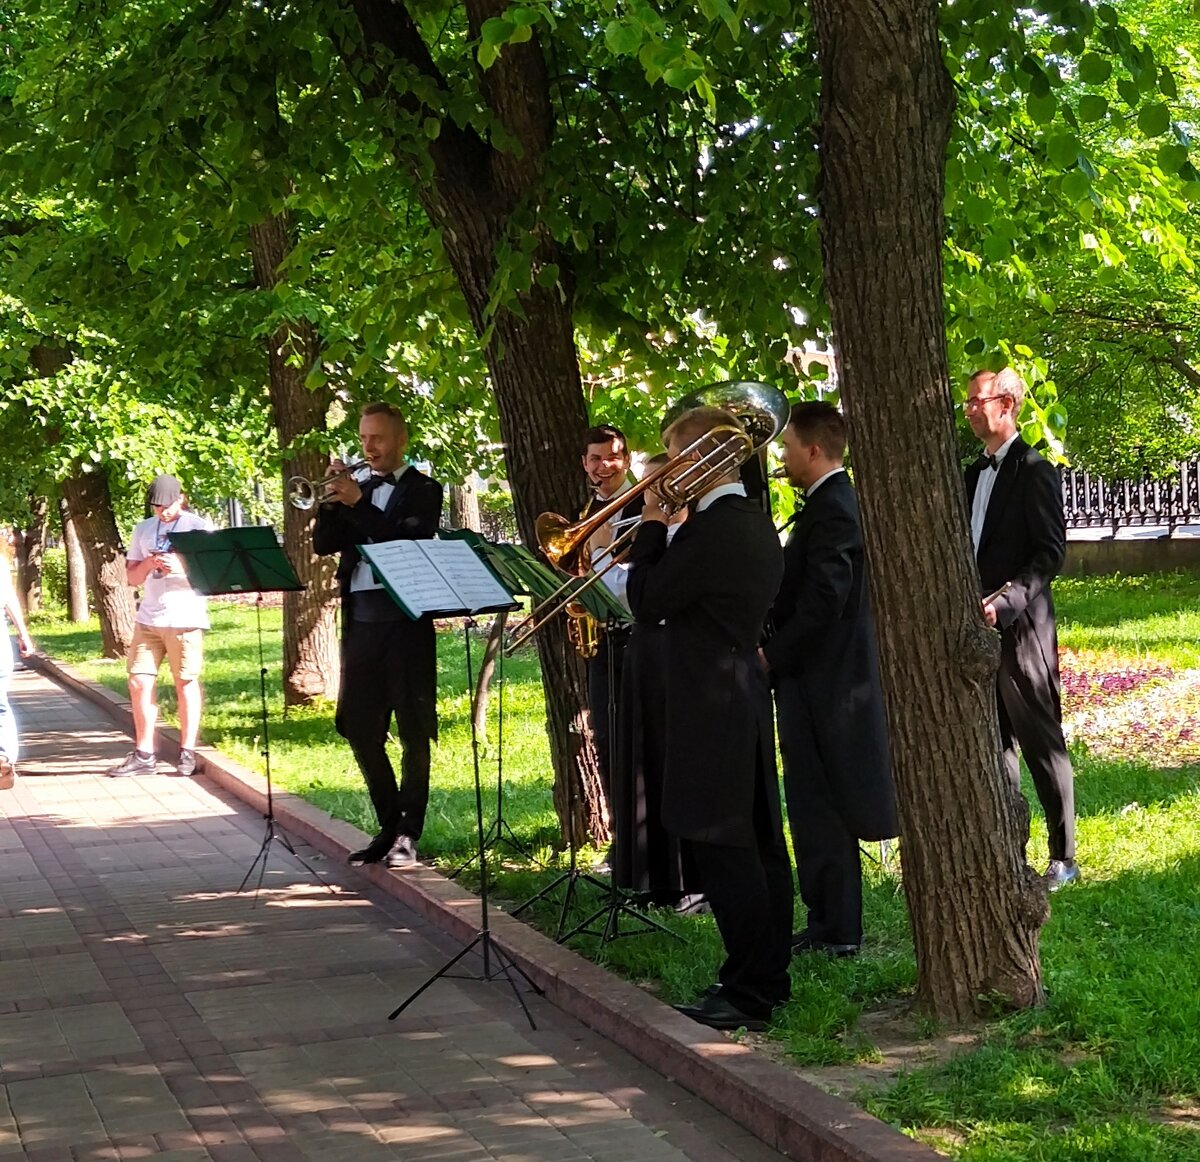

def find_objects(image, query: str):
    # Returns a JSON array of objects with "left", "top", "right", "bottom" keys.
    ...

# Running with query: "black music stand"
[
  {"left": 388, "top": 616, "right": 542, "bottom": 1028},
  {"left": 167, "top": 527, "right": 330, "bottom": 900}
]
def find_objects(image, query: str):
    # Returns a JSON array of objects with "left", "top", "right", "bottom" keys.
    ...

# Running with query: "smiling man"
[{"left": 314, "top": 402, "right": 444, "bottom": 870}]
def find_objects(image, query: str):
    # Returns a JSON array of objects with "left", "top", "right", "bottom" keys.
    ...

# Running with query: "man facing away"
[
  {"left": 109, "top": 474, "right": 213, "bottom": 778},
  {"left": 314, "top": 402, "right": 444, "bottom": 869},
  {"left": 965, "top": 367, "right": 1078, "bottom": 889},
  {"left": 626, "top": 406, "right": 791, "bottom": 1032},
  {"left": 761, "top": 402, "right": 898, "bottom": 958}
]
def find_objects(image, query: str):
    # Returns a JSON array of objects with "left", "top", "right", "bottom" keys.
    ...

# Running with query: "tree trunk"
[
  {"left": 60, "top": 470, "right": 135, "bottom": 658},
  {"left": 810, "top": 0, "right": 1047, "bottom": 1020},
  {"left": 248, "top": 211, "right": 340, "bottom": 707},
  {"left": 60, "top": 497, "right": 91, "bottom": 622},
  {"left": 16, "top": 494, "right": 48, "bottom": 614},
  {"left": 449, "top": 480, "right": 482, "bottom": 532},
  {"left": 30, "top": 342, "right": 134, "bottom": 656},
  {"left": 334, "top": 0, "right": 607, "bottom": 846}
]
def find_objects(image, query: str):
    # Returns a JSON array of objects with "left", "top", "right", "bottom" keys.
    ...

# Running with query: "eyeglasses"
[{"left": 962, "top": 395, "right": 1008, "bottom": 412}]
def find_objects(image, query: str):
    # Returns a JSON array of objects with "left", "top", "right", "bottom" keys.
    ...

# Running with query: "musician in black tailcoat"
[
  {"left": 627, "top": 407, "right": 790, "bottom": 1032},
  {"left": 965, "top": 368, "right": 1077, "bottom": 889},
  {"left": 314, "top": 402, "right": 444, "bottom": 869},
  {"left": 580, "top": 425, "right": 641, "bottom": 809},
  {"left": 761, "top": 402, "right": 898, "bottom": 958}
]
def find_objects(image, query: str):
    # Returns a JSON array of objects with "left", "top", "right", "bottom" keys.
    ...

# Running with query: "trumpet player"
[{"left": 314, "top": 402, "right": 444, "bottom": 869}]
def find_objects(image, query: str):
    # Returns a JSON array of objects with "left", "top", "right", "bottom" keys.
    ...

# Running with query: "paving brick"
[{"left": 2, "top": 664, "right": 896, "bottom": 1162}]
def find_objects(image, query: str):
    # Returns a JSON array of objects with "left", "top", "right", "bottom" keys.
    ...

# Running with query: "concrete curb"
[{"left": 29, "top": 652, "right": 941, "bottom": 1162}]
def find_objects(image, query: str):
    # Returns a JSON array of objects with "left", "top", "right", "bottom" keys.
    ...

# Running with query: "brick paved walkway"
[{"left": 0, "top": 667, "right": 787, "bottom": 1162}]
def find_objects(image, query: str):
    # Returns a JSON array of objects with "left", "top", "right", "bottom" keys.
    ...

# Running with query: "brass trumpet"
[{"left": 286, "top": 461, "right": 371, "bottom": 510}]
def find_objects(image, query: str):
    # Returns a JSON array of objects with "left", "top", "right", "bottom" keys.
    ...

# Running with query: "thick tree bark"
[
  {"left": 248, "top": 211, "right": 340, "bottom": 707},
  {"left": 810, "top": 0, "right": 1047, "bottom": 1020},
  {"left": 335, "top": 0, "right": 607, "bottom": 845},
  {"left": 60, "top": 497, "right": 91, "bottom": 622},
  {"left": 449, "top": 480, "right": 482, "bottom": 533},
  {"left": 30, "top": 343, "right": 135, "bottom": 656},
  {"left": 59, "top": 470, "right": 135, "bottom": 657},
  {"left": 16, "top": 494, "right": 48, "bottom": 614}
]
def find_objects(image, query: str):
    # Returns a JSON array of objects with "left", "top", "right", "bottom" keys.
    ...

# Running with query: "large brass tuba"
[{"left": 506, "top": 381, "right": 790, "bottom": 654}]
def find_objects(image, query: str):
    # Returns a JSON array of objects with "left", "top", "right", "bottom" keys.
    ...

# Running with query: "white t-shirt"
[{"left": 127, "top": 510, "right": 214, "bottom": 629}]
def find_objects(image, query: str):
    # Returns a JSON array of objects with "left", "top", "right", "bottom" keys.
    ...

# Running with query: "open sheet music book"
[{"left": 357, "top": 538, "right": 519, "bottom": 620}]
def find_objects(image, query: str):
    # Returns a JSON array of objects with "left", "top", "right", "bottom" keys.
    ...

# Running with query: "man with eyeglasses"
[
  {"left": 964, "top": 368, "right": 1077, "bottom": 890},
  {"left": 108, "top": 474, "right": 214, "bottom": 779}
]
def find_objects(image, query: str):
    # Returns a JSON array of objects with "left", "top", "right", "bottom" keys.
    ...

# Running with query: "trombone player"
[
  {"left": 314, "top": 402, "right": 444, "bottom": 869},
  {"left": 579, "top": 424, "right": 640, "bottom": 808},
  {"left": 626, "top": 406, "right": 791, "bottom": 1032}
]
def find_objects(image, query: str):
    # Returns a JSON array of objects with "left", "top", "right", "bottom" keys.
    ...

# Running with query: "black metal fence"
[{"left": 1061, "top": 461, "right": 1200, "bottom": 535}]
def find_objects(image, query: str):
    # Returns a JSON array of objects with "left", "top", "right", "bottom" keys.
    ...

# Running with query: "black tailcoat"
[
  {"left": 313, "top": 466, "right": 444, "bottom": 742},
  {"left": 966, "top": 439, "right": 1075, "bottom": 861},
  {"left": 763, "top": 472, "right": 897, "bottom": 843},
  {"left": 625, "top": 495, "right": 784, "bottom": 847}
]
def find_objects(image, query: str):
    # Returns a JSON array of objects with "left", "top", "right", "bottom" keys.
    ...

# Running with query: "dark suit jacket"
[
  {"left": 626, "top": 494, "right": 784, "bottom": 848},
  {"left": 313, "top": 466, "right": 444, "bottom": 736},
  {"left": 762, "top": 472, "right": 897, "bottom": 841},
  {"left": 966, "top": 439, "right": 1065, "bottom": 692},
  {"left": 313, "top": 466, "right": 444, "bottom": 603}
]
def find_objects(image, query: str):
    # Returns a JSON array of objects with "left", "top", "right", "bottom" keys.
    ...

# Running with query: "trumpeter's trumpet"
[{"left": 286, "top": 461, "right": 371, "bottom": 510}]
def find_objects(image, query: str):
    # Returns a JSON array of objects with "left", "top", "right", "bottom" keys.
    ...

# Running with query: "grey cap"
[{"left": 146, "top": 474, "right": 183, "bottom": 506}]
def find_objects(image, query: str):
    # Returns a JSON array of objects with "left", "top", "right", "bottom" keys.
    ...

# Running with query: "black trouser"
[
  {"left": 587, "top": 627, "right": 629, "bottom": 803},
  {"left": 336, "top": 617, "right": 434, "bottom": 843},
  {"left": 776, "top": 682, "right": 863, "bottom": 946},
  {"left": 997, "top": 633, "right": 1075, "bottom": 862},
  {"left": 682, "top": 772, "right": 793, "bottom": 1019}
]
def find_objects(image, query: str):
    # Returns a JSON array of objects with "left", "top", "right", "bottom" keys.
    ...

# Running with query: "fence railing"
[{"left": 1061, "top": 461, "right": 1200, "bottom": 535}]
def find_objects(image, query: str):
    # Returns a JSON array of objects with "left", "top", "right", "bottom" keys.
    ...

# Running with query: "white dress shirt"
[
  {"left": 349, "top": 468, "right": 403, "bottom": 593},
  {"left": 805, "top": 465, "right": 845, "bottom": 498},
  {"left": 696, "top": 482, "right": 747, "bottom": 512},
  {"left": 970, "top": 433, "right": 1019, "bottom": 553}
]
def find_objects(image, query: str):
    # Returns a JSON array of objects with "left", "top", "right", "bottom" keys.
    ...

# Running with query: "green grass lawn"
[{"left": 29, "top": 570, "right": 1200, "bottom": 1160}]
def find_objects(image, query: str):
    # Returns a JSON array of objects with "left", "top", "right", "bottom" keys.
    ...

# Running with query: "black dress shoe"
[
  {"left": 675, "top": 993, "right": 769, "bottom": 1033},
  {"left": 791, "top": 928, "right": 860, "bottom": 958},
  {"left": 348, "top": 833, "right": 394, "bottom": 866},
  {"left": 385, "top": 835, "right": 419, "bottom": 868}
]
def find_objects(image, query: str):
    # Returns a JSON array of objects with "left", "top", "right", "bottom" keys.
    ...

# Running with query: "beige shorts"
[{"left": 127, "top": 624, "right": 205, "bottom": 682}]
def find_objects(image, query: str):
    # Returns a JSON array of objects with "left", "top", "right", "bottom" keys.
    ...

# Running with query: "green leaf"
[
  {"left": 664, "top": 66, "right": 705, "bottom": 91},
  {"left": 1158, "top": 66, "right": 1178, "bottom": 100},
  {"left": 1078, "top": 94, "right": 1108, "bottom": 123},
  {"left": 1061, "top": 171, "right": 1092, "bottom": 203},
  {"left": 481, "top": 17, "right": 515, "bottom": 45},
  {"left": 1156, "top": 141, "right": 1189, "bottom": 174},
  {"left": 1117, "top": 78, "right": 1141, "bottom": 108},
  {"left": 1027, "top": 91, "right": 1057, "bottom": 125},
  {"left": 1137, "top": 103, "right": 1171, "bottom": 138},
  {"left": 1038, "top": 292, "right": 1056, "bottom": 314},
  {"left": 535, "top": 263, "right": 559, "bottom": 288},
  {"left": 605, "top": 19, "right": 642, "bottom": 57},
  {"left": 1077, "top": 53, "right": 1112, "bottom": 85},
  {"left": 422, "top": 117, "right": 440, "bottom": 140},
  {"left": 1045, "top": 132, "right": 1081, "bottom": 169},
  {"left": 477, "top": 42, "right": 499, "bottom": 69}
]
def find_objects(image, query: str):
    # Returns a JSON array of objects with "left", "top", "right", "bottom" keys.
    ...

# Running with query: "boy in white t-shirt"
[{"left": 108, "top": 475, "right": 213, "bottom": 778}]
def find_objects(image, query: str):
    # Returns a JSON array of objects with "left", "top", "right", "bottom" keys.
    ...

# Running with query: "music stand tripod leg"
[
  {"left": 236, "top": 594, "right": 334, "bottom": 901},
  {"left": 388, "top": 617, "right": 542, "bottom": 1028}
]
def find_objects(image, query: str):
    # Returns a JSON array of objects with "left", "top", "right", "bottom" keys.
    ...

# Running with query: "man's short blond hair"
[
  {"left": 662, "top": 406, "right": 746, "bottom": 452},
  {"left": 969, "top": 367, "right": 1026, "bottom": 408},
  {"left": 361, "top": 401, "right": 408, "bottom": 438}
]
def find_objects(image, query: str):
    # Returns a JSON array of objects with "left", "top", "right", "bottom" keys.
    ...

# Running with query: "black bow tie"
[
  {"left": 983, "top": 454, "right": 1000, "bottom": 472},
  {"left": 362, "top": 473, "right": 392, "bottom": 495}
]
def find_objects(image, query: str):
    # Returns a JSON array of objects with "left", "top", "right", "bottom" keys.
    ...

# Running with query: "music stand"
[{"left": 167, "top": 527, "right": 330, "bottom": 899}]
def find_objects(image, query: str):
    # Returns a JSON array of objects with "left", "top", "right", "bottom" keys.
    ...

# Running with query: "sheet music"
[
  {"left": 422, "top": 539, "right": 516, "bottom": 612},
  {"left": 358, "top": 539, "right": 517, "bottom": 618}
]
